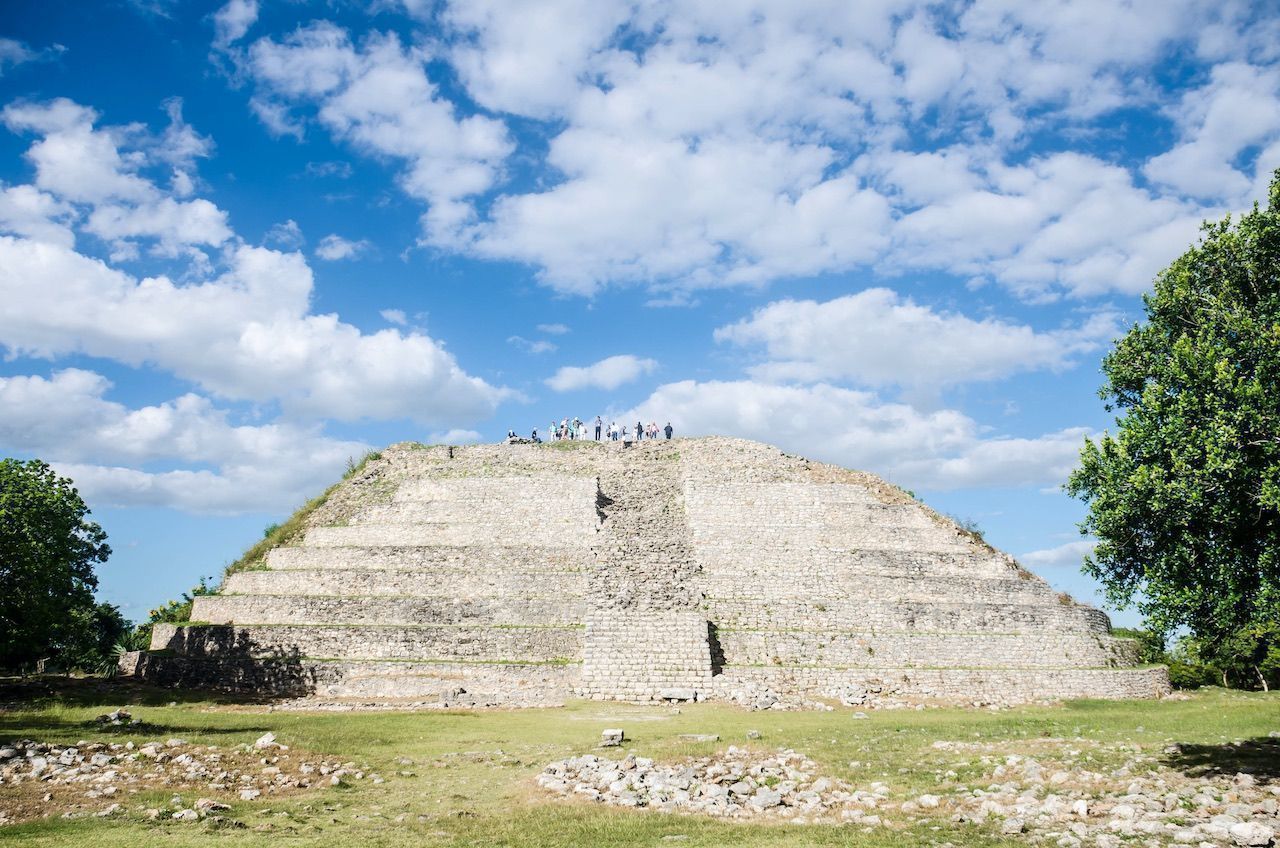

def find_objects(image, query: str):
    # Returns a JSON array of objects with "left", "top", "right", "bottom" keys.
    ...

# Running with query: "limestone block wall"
[
  {"left": 192, "top": 594, "right": 584, "bottom": 627},
  {"left": 152, "top": 622, "right": 582, "bottom": 662},
  {"left": 263, "top": 545, "right": 584, "bottom": 572},
  {"left": 221, "top": 568, "right": 582, "bottom": 599},
  {"left": 577, "top": 612, "right": 712, "bottom": 701},
  {"left": 714, "top": 665, "right": 1172, "bottom": 702},
  {"left": 706, "top": 597, "right": 1111, "bottom": 633},
  {"left": 714, "top": 630, "right": 1140, "bottom": 669}
]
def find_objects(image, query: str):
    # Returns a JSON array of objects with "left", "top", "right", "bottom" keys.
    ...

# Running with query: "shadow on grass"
[
  {"left": 0, "top": 710, "right": 273, "bottom": 741},
  {"left": 1162, "top": 737, "right": 1280, "bottom": 784},
  {"left": 0, "top": 675, "right": 260, "bottom": 710}
]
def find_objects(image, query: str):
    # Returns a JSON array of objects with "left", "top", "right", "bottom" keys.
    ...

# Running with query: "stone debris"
[
  {"left": 253, "top": 732, "right": 282, "bottom": 750},
  {"left": 539, "top": 747, "right": 866, "bottom": 821},
  {"left": 94, "top": 710, "right": 139, "bottom": 727},
  {"left": 938, "top": 740, "right": 1280, "bottom": 847},
  {"left": 271, "top": 694, "right": 565, "bottom": 711},
  {"left": 600, "top": 729, "right": 625, "bottom": 748},
  {"left": 538, "top": 736, "right": 1279, "bottom": 845},
  {"left": 721, "top": 683, "right": 833, "bottom": 712},
  {"left": 0, "top": 735, "right": 370, "bottom": 825},
  {"left": 678, "top": 735, "right": 720, "bottom": 743}
]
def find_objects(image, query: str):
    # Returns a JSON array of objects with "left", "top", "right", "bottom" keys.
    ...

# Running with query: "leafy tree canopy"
[
  {"left": 0, "top": 458, "right": 111, "bottom": 669},
  {"left": 1068, "top": 171, "right": 1280, "bottom": 656}
]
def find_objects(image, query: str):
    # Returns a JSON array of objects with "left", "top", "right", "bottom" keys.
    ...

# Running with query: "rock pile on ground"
[
  {"left": 94, "top": 710, "right": 140, "bottom": 727},
  {"left": 538, "top": 747, "right": 865, "bottom": 821},
  {"left": 719, "top": 684, "right": 833, "bottom": 712},
  {"left": 934, "top": 740, "right": 1279, "bottom": 848},
  {"left": 540, "top": 736, "right": 1279, "bottom": 844},
  {"left": 0, "top": 732, "right": 374, "bottom": 825}
]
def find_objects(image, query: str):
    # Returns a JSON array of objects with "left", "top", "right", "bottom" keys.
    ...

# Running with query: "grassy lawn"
[{"left": 1, "top": 680, "right": 1276, "bottom": 847}]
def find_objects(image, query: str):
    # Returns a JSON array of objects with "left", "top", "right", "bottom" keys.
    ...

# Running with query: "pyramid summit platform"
[{"left": 135, "top": 437, "right": 1169, "bottom": 705}]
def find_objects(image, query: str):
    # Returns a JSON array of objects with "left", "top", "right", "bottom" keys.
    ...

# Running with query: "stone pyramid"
[{"left": 137, "top": 437, "right": 1169, "bottom": 704}]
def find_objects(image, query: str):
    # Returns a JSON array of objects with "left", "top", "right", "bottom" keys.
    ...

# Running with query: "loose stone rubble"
[
  {"left": 936, "top": 740, "right": 1280, "bottom": 848},
  {"left": 538, "top": 746, "right": 862, "bottom": 821},
  {"left": 94, "top": 709, "right": 140, "bottom": 727},
  {"left": 539, "top": 737, "right": 1280, "bottom": 845},
  {"left": 0, "top": 731, "right": 373, "bottom": 825}
]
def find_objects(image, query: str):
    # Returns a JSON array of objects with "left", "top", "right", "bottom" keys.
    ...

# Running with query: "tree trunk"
[
  {"left": 1222, "top": 669, "right": 1229, "bottom": 688},
  {"left": 1255, "top": 665, "right": 1269, "bottom": 692}
]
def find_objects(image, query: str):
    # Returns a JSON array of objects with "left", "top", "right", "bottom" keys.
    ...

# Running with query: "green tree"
[
  {"left": 0, "top": 459, "right": 112, "bottom": 670},
  {"left": 1067, "top": 171, "right": 1280, "bottom": 671},
  {"left": 57, "top": 601, "right": 131, "bottom": 674},
  {"left": 1184, "top": 620, "right": 1280, "bottom": 691},
  {"left": 1111, "top": 627, "right": 1168, "bottom": 665}
]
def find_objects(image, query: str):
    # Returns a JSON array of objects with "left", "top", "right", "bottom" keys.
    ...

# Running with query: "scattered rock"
[
  {"left": 1230, "top": 822, "right": 1275, "bottom": 847},
  {"left": 253, "top": 733, "right": 281, "bottom": 750},
  {"left": 94, "top": 710, "right": 138, "bottom": 727},
  {"left": 600, "top": 729, "right": 625, "bottom": 748},
  {"left": 195, "top": 798, "right": 230, "bottom": 812},
  {"left": 540, "top": 747, "right": 863, "bottom": 820},
  {"left": 0, "top": 737, "right": 365, "bottom": 825},
  {"left": 677, "top": 734, "right": 719, "bottom": 743}
]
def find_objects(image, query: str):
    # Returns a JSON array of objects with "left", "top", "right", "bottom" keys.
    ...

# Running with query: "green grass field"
[{"left": 1, "top": 680, "right": 1276, "bottom": 847}]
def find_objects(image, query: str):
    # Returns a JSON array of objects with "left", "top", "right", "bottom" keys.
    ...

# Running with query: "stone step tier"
[
  {"left": 194, "top": 591, "right": 1107, "bottom": 635},
  {"left": 222, "top": 568, "right": 583, "bottom": 598},
  {"left": 136, "top": 651, "right": 578, "bottom": 702},
  {"left": 304, "top": 522, "right": 596, "bottom": 548},
  {"left": 263, "top": 545, "right": 586, "bottom": 572},
  {"left": 714, "top": 629, "right": 1139, "bottom": 669},
  {"left": 706, "top": 597, "right": 1110, "bottom": 634},
  {"left": 152, "top": 621, "right": 1135, "bottom": 670},
  {"left": 151, "top": 622, "right": 581, "bottom": 663},
  {"left": 713, "top": 666, "right": 1170, "bottom": 703},
  {"left": 227, "top": 567, "right": 1059, "bottom": 605},
  {"left": 192, "top": 594, "right": 583, "bottom": 627}
]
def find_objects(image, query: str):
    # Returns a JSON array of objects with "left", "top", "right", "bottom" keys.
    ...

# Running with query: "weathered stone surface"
[{"left": 134, "top": 437, "right": 1167, "bottom": 704}]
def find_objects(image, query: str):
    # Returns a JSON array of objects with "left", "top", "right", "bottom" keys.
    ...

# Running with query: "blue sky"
[{"left": 2, "top": 0, "right": 1279, "bottom": 627}]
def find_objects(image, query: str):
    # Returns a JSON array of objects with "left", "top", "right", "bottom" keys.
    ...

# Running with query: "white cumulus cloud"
[
  {"left": 0, "top": 369, "right": 369, "bottom": 514},
  {"left": 247, "top": 22, "right": 512, "bottom": 241},
  {"left": 315, "top": 233, "right": 370, "bottom": 260},
  {"left": 1018, "top": 540, "right": 1098, "bottom": 570},
  {"left": 715, "top": 288, "right": 1118, "bottom": 388},
  {"left": 546, "top": 354, "right": 658, "bottom": 392}
]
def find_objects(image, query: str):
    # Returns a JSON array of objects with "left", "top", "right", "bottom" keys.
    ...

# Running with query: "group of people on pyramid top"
[{"left": 512, "top": 415, "right": 673, "bottom": 444}]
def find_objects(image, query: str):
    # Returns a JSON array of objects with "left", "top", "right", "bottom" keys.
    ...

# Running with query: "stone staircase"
[
  {"left": 138, "top": 437, "right": 1169, "bottom": 704},
  {"left": 576, "top": 446, "right": 712, "bottom": 701}
]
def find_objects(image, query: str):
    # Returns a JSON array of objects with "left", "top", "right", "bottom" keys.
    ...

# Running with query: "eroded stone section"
[{"left": 577, "top": 448, "right": 712, "bottom": 701}]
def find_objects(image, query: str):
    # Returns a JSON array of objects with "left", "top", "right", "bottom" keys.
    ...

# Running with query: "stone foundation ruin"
[{"left": 133, "top": 437, "right": 1169, "bottom": 704}]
